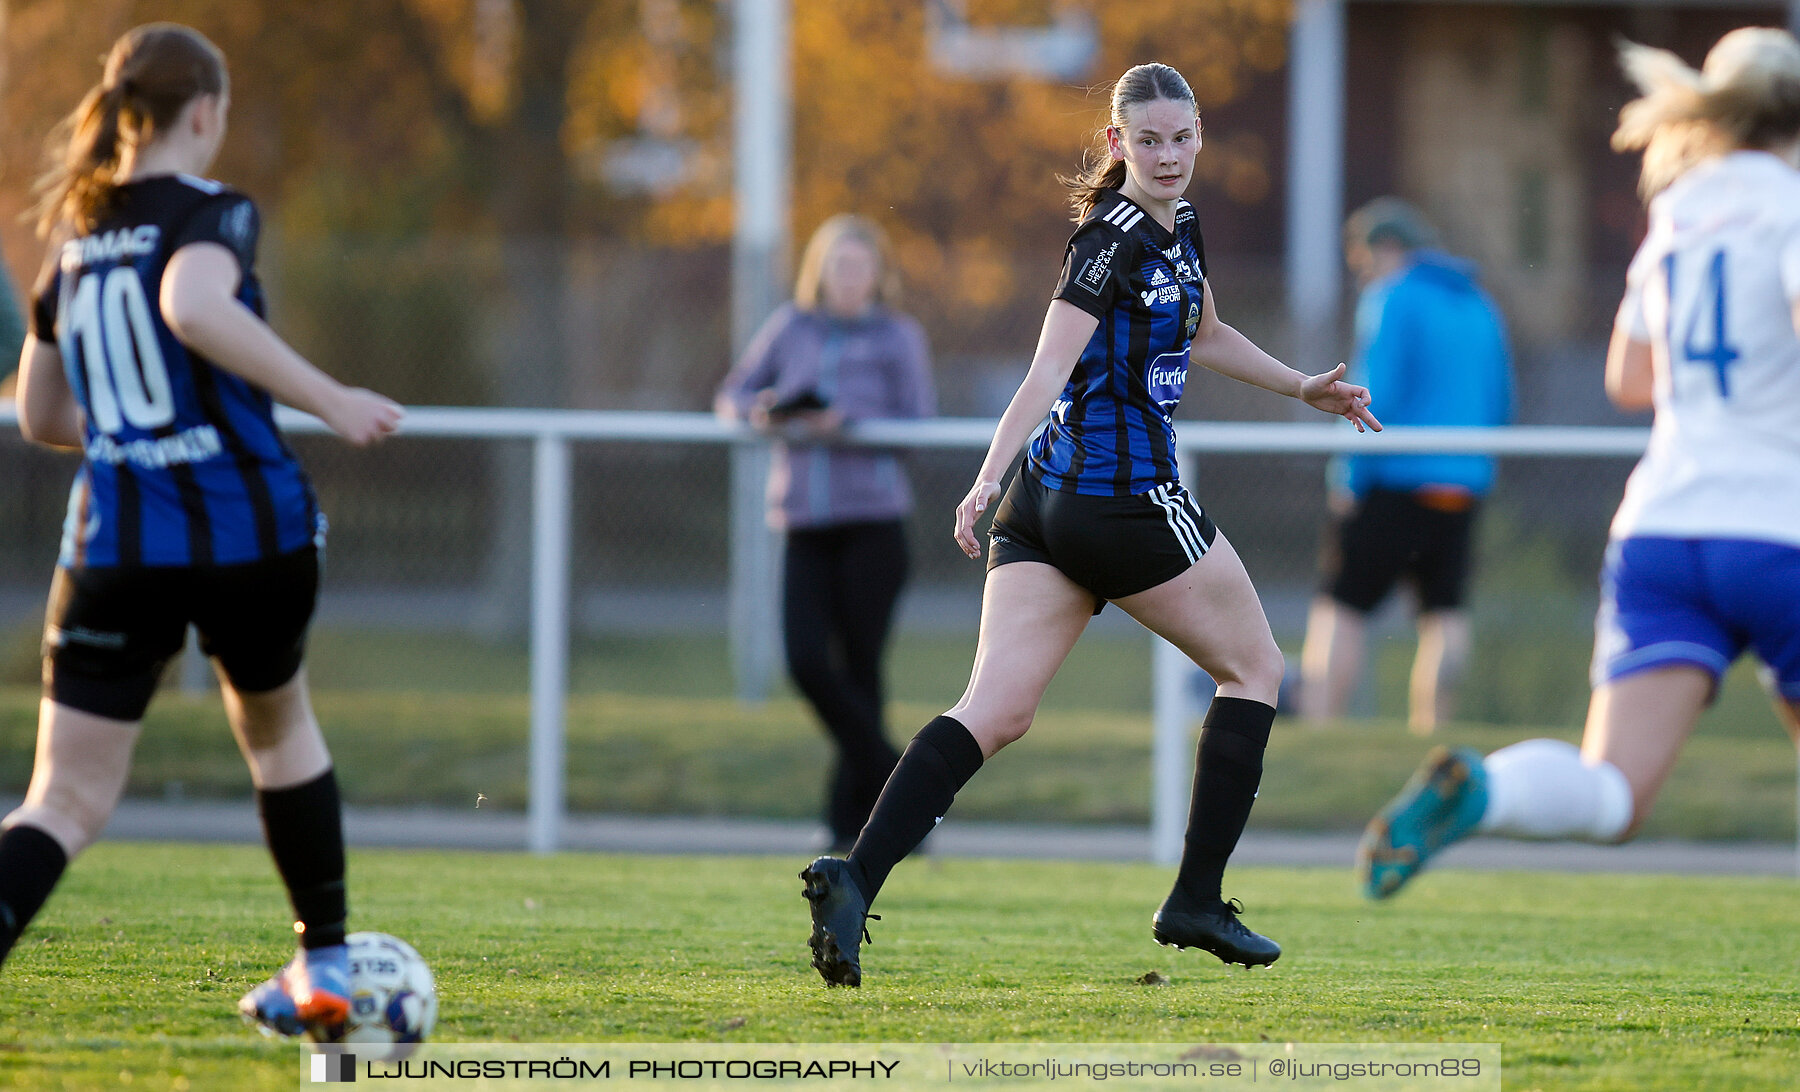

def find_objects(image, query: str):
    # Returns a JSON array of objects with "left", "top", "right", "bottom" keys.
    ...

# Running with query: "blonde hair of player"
[{"left": 1613, "top": 26, "right": 1800, "bottom": 198}]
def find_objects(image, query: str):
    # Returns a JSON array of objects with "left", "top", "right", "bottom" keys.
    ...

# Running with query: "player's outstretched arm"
[
  {"left": 162, "top": 242, "right": 403, "bottom": 446},
  {"left": 1190, "top": 282, "right": 1381, "bottom": 432},
  {"left": 15, "top": 336, "right": 83, "bottom": 450},
  {"left": 953, "top": 300, "right": 1097, "bottom": 558}
]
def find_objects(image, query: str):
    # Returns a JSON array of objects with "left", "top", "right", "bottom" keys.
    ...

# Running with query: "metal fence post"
[
  {"left": 728, "top": 439, "right": 779, "bottom": 703},
  {"left": 527, "top": 432, "right": 572, "bottom": 855},
  {"left": 727, "top": 0, "right": 790, "bottom": 706},
  {"left": 1286, "top": 0, "right": 1346, "bottom": 373},
  {"left": 1150, "top": 635, "right": 1195, "bottom": 866},
  {"left": 1150, "top": 445, "right": 1205, "bottom": 865}
]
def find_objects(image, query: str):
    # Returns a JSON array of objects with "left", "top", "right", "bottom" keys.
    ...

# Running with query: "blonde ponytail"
[{"left": 1614, "top": 28, "right": 1800, "bottom": 198}]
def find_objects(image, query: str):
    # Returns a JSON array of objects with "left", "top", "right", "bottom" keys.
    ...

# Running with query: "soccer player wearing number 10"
[
  {"left": 1, "top": 24, "right": 402, "bottom": 1037},
  {"left": 1360, "top": 28, "right": 1800, "bottom": 898}
]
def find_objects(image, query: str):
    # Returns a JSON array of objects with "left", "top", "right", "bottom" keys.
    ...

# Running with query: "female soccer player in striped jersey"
[
  {"left": 1359, "top": 27, "right": 1800, "bottom": 899},
  {"left": 801, "top": 62, "right": 1381, "bottom": 986},
  {"left": 1, "top": 24, "right": 402, "bottom": 1037}
]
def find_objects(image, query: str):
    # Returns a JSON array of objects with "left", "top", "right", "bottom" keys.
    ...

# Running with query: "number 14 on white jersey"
[{"left": 1611, "top": 150, "right": 1800, "bottom": 547}]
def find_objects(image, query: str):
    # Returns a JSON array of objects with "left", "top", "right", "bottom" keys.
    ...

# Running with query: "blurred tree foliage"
[{"left": 1, "top": 0, "right": 1289, "bottom": 400}]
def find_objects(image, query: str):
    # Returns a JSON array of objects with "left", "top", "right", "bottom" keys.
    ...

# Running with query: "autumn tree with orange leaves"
[{"left": 2, "top": 0, "right": 1290, "bottom": 407}]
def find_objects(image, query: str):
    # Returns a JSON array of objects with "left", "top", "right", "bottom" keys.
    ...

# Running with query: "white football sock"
[{"left": 1476, "top": 738, "right": 1634, "bottom": 842}]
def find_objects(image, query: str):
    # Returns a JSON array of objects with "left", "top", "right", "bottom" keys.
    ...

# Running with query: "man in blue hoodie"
[{"left": 1299, "top": 198, "right": 1513, "bottom": 734}]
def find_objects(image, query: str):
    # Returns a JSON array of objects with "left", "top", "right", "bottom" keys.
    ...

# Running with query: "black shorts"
[
  {"left": 43, "top": 547, "right": 319, "bottom": 721},
  {"left": 1322, "top": 488, "right": 1478, "bottom": 614},
  {"left": 988, "top": 470, "right": 1218, "bottom": 611}
]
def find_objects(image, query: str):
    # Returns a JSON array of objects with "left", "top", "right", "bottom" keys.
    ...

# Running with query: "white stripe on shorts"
[{"left": 1150, "top": 484, "right": 1206, "bottom": 565}]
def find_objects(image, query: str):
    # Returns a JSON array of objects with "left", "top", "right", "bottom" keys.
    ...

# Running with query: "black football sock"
[
  {"left": 0, "top": 824, "right": 70, "bottom": 968},
  {"left": 845, "top": 715, "right": 984, "bottom": 904},
  {"left": 258, "top": 768, "right": 348, "bottom": 951},
  {"left": 1171, "top": 697, "right": 1275, "bottom": 907}
]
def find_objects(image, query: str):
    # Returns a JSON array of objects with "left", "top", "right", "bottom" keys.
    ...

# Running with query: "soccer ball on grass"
[{"left": 310, "top": 931, "right": 437, "bottom": 1049}]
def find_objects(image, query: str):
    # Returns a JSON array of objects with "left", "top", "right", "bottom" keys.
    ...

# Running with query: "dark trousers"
[{"left": 783, "top": 519, "right": 909, "bottom": 846}]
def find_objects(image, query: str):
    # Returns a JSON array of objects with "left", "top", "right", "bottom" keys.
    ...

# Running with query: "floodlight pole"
[
  {"left": 1285, "top": 0, "right": 1346, "bottom": 374},
  {"left": 728, "top": 0, "right": 791, "bottom": 703}
]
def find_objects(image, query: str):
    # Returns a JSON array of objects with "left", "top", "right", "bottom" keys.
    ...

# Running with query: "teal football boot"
[{"left": 1357, "top": 746, "right": 1488, "bottom": 899}]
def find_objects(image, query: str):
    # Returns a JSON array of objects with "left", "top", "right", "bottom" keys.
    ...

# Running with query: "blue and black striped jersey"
[
  {"left": 1027, "top": 190, "right": 1208, "bottom": 496},
  {"left": 32, "top": 174, "right": 322, "bottom": 568}
]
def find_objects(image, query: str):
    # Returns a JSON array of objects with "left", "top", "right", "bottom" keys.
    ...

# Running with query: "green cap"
[{"left": 1346, "top": 196, "right": 1437, "bottom": 250}]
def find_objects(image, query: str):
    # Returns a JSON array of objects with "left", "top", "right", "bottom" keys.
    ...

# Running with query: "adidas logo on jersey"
[
  {"left": 1101, "top": 202, "right": 1145, "bottom": 233},
  {"left": 1150, "top": 268, "right": 1170, "bottom": 286}
]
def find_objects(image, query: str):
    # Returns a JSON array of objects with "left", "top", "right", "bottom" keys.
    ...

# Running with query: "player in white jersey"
[{"left": 1357, "top": 26, "right": 1800, "bottom": 899}]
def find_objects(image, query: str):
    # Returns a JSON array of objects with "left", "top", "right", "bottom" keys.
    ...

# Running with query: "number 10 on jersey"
[
  {"left": 1662, "top": 249, "right": 1741, "bottom": 399},
  {"left": 59, "top": 267, "right": 178, "bottom": 435}
]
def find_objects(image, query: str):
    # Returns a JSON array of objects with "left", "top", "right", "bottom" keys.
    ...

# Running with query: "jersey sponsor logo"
[
  {"left": 1051, "top": 397, "right": 1073, "bottom": 423},
  {"left": 60, "top": 226, "right": 161, "bottom": 272},
  {"left": 1149, "top": 268, "right": 1170, "bottom": 286},
  {"left": 1147, "top": 351, "right": 1188, "bottom": 417},
  {"left": 1076, "top": 241, "right": 1119, "bottom": 294},
  {"left": 1140, "top": 284, "right": 1183, "bottom": 307},
  {"left": 84, "top": 424, "right": 225, "bottom": 470}
]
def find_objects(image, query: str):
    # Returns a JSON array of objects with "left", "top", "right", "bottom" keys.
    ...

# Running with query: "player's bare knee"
[
  {"left": 232, "top": 714, "right": 279, "bottom": 753},
  {"left": 954, "top": 706, "right": 1033, "bottom": 753},
  {"left": 10, "top": 789, "right": 111, "bottom": 855},
  {"left": 226, "top": 679, "right": 313, "bottom": 752},
  {"left": 1211, "top": 642, "right": 1284, "bottom": 698},
  {"left": 989, "top": 711, "right": 1034, "bottom": 749},
  {"left": 1253, "top": 643, "right": 1287, "bottom": 694}
]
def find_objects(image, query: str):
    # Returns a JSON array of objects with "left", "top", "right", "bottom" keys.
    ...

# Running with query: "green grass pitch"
[{"left": 0, "top": 844, "right": 1794, "bottom": 1091}]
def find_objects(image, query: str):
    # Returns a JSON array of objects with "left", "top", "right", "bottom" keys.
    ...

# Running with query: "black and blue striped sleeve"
[
  {"left": 171, "top": 192, "right": 260, "bottom": 275},
  {"left": 1052, "top": 219, "right": 1130, "bottom": 319}
]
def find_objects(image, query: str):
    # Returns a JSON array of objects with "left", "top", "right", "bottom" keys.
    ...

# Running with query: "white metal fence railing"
[{"left": 3, "top": 404, "right": 1665, "bottom": 858}]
